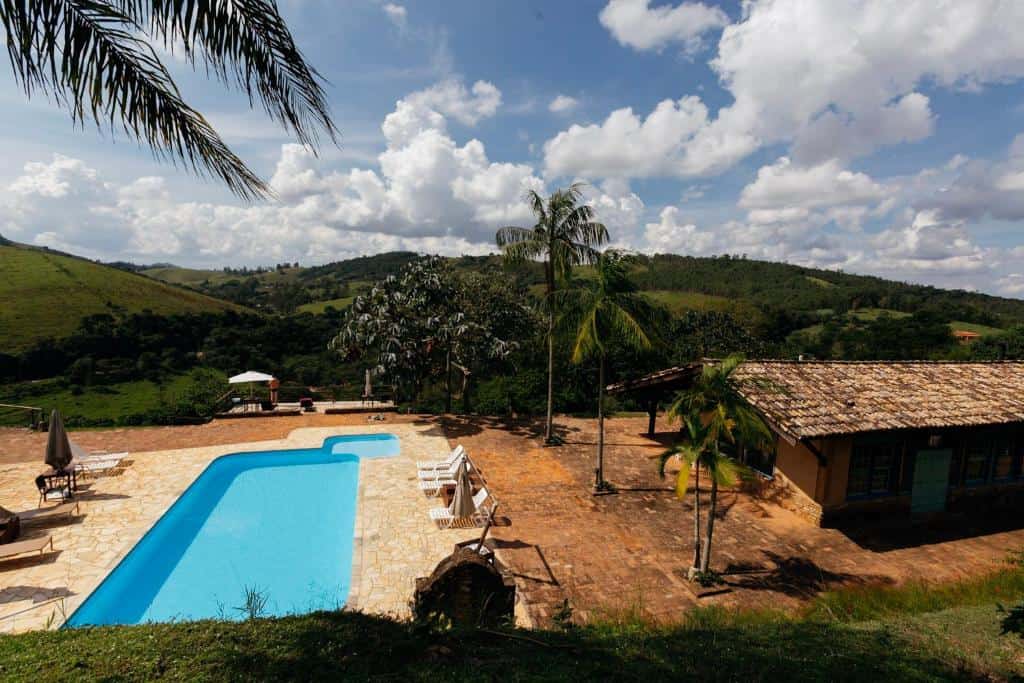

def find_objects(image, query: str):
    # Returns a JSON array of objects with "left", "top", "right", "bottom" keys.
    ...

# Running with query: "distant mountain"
[
  {"left": 59, "top": 248, "right": 1024, "bottom": 345},
  {"left": 0, "top": 242, "right": 242, "bottom": 351}
]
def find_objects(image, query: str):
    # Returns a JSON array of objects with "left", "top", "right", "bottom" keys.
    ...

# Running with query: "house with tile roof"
[{"left": 609, "top": 361, "right": 1024, "bottom": 526}]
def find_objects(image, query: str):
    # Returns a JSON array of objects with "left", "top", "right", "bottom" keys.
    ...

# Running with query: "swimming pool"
[{"left": 66, "top": 433, "right": 399, "bottom": 626}]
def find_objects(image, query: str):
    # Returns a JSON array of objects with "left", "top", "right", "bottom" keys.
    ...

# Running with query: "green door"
[{"left": 911, "top": 449, "right": 952, "bottom": 514}]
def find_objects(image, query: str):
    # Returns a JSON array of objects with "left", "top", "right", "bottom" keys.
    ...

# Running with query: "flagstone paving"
[{"left": 0, "top": 422, "right": 474, "bottom": 633}]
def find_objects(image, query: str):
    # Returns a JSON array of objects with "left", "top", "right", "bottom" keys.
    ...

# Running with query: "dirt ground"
[{"left": 3, "top": 412, "right": 1022, "bottom": 626}]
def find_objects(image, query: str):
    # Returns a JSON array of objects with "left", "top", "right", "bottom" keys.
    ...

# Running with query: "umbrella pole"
[{"left": 476, "top": 502, "right": 497, "bottom": 551}]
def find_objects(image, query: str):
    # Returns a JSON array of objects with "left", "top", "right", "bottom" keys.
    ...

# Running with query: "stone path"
[{"left": 0, "top": 423, "right": 474, "bottom": 632}]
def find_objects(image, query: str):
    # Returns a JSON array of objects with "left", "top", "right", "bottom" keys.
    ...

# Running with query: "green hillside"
[{"left": 0, "top": 244, "right": 240, "bottom": 351}]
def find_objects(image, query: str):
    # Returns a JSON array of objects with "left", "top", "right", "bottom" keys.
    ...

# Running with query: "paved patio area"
[
  {"left": 3, "top": 413, "right": 1023, "bottom": 632},
  {"left": 0, "top": 420, "right": 474, "bottom": 633}
]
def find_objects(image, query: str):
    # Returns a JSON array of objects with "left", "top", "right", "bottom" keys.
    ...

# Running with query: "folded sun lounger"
[{"left": 0, "top": 535, "right": 54, "bottom": 563}]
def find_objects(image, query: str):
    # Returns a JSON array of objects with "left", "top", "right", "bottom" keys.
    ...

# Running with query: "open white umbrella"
[
  {"left": 229, "top": 371, "right": 275, "bottom": 399},
  {"left": 449, "top": 461, "right": 476, "bottom": 521},
  {"left": 228, "top": 371, "right": 276, "bottom": 384}
]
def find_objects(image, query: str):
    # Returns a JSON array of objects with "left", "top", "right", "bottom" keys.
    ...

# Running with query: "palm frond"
[
  {"left": 675, "top": 465, "right": 691, "bottom": 500},
  {"left": 706, "top": 454, "right": 740, "bottom": 487},
  {"left": 0, "top": 0, "right": 268, "bottom": 198},
  {"left": 570, "top": 307, "right": 601, "bottom": 364},
  {"left": 604, "top": 304, "right": 651, "bottom": 352},
  {"left": 496, "top": 231, "right": 545, "bottom": 262},
  {"left": 524, "top": 188, "right": 546, "bottom": 223},
  {"left": 122, "top": 0, "right": 336, "bottom": 147}
]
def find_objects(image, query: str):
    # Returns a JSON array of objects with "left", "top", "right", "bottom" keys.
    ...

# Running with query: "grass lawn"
[
  {"left": 0, "top": 246, "right": 236, "bottom": 351},
  {"left": 297, "top": 296, "right": 356, "bottom": 314},
  {"left": 846, "top": 307, "right": 911, "bottom": 321},
  {"left": 640, "top": 290, "right": 763, "bottom": 321},
  {"left": 0, "top": 602, "right": 1019, "bottom": 681},
  {"left": 804, "top": 275, "right": 837, "bottom": 288},
  {"left": 0, "top": 374, "right": 216, "bottom": 427}
]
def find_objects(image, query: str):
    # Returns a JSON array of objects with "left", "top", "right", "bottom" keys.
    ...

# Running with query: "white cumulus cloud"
[
  {"left": 599, "top": 0, "right": 728, "bottom": 53},
  {"left": 548, "top": 95, "right": 579, "bottom": 113}
]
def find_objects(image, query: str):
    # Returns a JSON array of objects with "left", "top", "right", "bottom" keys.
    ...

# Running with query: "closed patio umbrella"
[
  {"left": 449, "top": 461, "right": 475, "bottom": 521},
  {"left": 45, "top": 409, "right": 73, "bottom": 472},
  {"left": 363, "top": 370, "right": 373, "bottom": 401}
]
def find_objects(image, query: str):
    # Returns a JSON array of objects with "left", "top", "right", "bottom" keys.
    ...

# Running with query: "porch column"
[{"left": 646, "top": 399, "right": 657, "bottom": 436}]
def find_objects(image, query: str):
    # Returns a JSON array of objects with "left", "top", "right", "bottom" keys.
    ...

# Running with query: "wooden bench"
[{"left": 0, "top": 535, "right": 54, "bottom": 563}]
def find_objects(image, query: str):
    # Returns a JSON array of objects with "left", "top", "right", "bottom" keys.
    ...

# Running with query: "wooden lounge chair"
[
  {"left": 416, "top": 445, "right": 465, "bottom": 471},
  {"left": 19, "top": 501, "right": 80, "bottom": 524},
  {"left": 429, "top": 488, "right": 494, "bottom": 529},
  {"left": 0, "top": 535, "right": 54, "bottom": 563}
]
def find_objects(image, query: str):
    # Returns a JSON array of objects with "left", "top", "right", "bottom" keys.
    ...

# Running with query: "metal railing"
[{"left": 0, "top": 403, "right": 45, "bottom": 429}]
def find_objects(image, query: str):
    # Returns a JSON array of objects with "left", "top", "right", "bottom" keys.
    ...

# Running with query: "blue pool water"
[{"left": 67, "top": 434, "right": 399, "bottom": 626}]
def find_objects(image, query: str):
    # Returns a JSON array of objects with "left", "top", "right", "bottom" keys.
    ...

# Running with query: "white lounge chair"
[
  {"left": 418, "top": 453, "right": 469, "bottom": 481},
  {"left": 69, "top": 439, "right": 127, "bottom": 478},
  {"left": 416, "top": 445, "right": 465, "bottom": 471},
  {"left": 429, "top": 488, "right": 493, "bottom": 529},
  {"left": 418, "top": 460, "right": 481, "bottom": 495}
]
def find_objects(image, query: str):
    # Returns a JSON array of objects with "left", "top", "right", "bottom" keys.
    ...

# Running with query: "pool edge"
[{"left": 60, "top": 432, "right": 397, "bottom": 629}]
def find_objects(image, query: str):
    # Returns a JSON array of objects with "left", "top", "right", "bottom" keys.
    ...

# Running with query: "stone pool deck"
[{"left": 0, "top": 423, "right": 475, "bottom": 633}]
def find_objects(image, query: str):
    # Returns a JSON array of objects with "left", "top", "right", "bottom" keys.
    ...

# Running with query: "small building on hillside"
[{"left": 608, "top": 361, "right": 1024, "bottom": 526}]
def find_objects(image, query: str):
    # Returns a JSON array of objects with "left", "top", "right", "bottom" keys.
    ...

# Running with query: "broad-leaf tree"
[
  {"left": 496, "top": 184, "right": 608, "bottom": 444},
  {"left": 331, "top": 257, "right": 525, "bottom": 409},
  {"left": 658, "top": 354, "right": 774, "bottom": 575},
  {"left": 559, "top": 250, "right": 652, "bottom": 490},
  {"left": 0, "top": 0, "right": 336, "bottom": 199}
]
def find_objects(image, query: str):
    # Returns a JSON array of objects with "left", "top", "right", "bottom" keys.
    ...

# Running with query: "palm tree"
[
  {"left": 1, "top": 1, "right": 336, "bottom": 199},
  {"left": 560, "top": 250, "right": 651, "bottom": 490},
  {"left": 658, "top": 354, "right": 773, "bottom": 575},
  {"left": 496, "top": 184, "right": 609, "bottom": 444},
  {"left": 657, "top": 414, "right": 713, "bottom": 571}
]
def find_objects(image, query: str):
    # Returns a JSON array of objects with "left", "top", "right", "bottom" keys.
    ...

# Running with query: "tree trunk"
[
  {"left": 461, "top": 371, "right": 470, "bottom": 414},
  {"left": 544, "top": 258, "right": 556, "bottom": 444},
  {"left": 692, "top": 464, "right": 701, "bottom": 570},
  {"left": 700, "top": 474, "right": 718, "bottom": 574},
  {"left": 595, "top": 355, "right": 605, "bottom": 489},
  {"left": 445, "top": 349, "right": 452, "bottom": 414}
]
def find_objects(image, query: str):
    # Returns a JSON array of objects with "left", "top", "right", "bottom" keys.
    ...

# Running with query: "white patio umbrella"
[{"left": 229, "top": 371, "right": 275, "bottom": 398}]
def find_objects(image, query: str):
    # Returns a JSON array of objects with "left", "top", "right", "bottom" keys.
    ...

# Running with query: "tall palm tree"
[
  {"left": 496, "top": 184, "right": 608, "bottom": 444},
  {"left": 1, "top": 1, "right": 336, "bottom": 199},
  {"left": 658, "top": 354, "right": 773, "bottom": 575},
  {"left": 560, "top": 250, "right": 651, "bottom": 489}
]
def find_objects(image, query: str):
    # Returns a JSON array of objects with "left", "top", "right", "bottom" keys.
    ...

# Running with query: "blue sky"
[{"left": 2, "top": 0, "right": 1024, "bottom": 297}]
